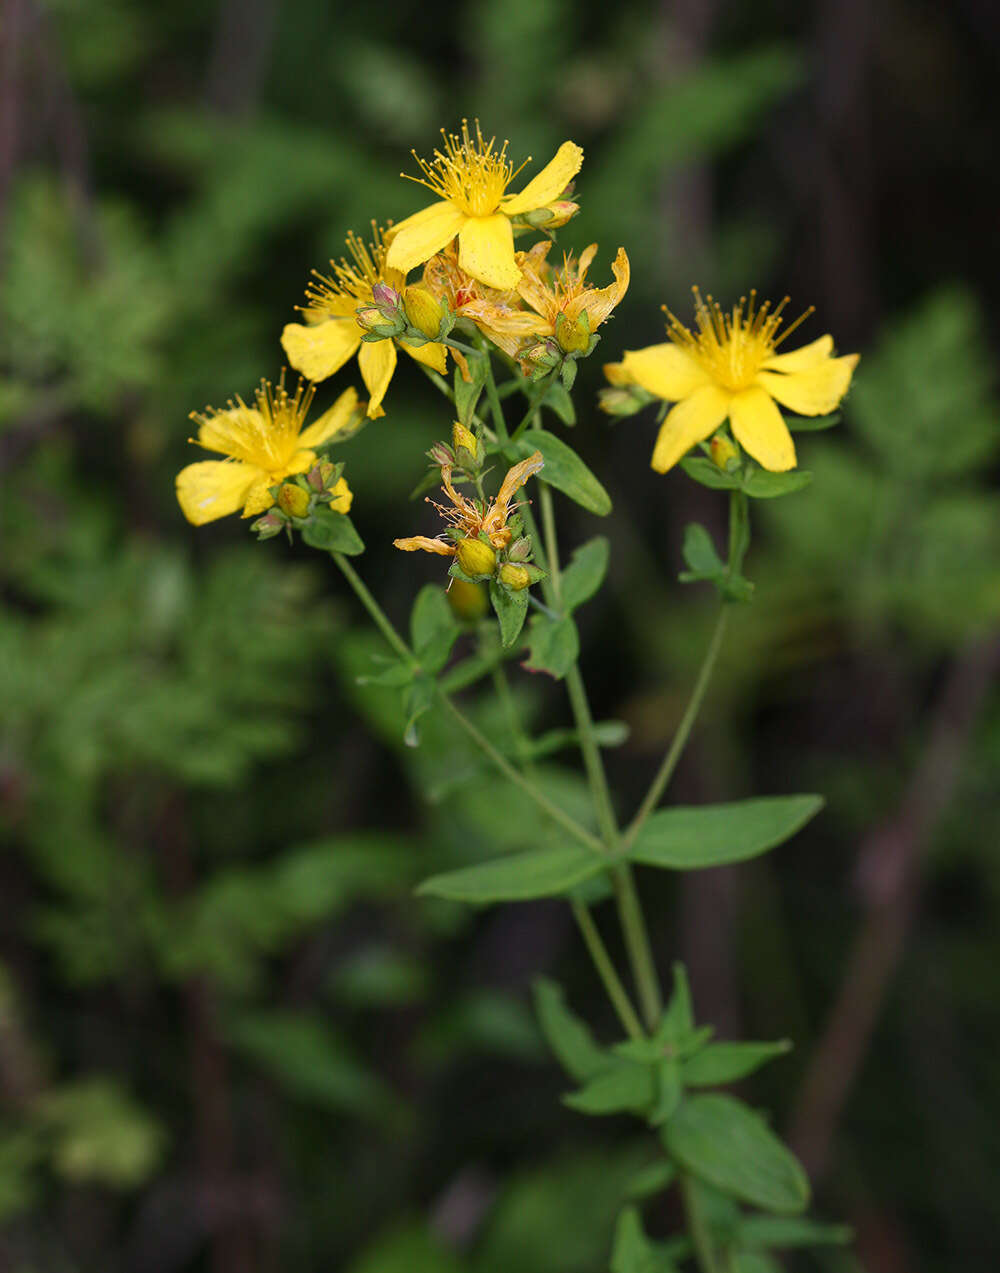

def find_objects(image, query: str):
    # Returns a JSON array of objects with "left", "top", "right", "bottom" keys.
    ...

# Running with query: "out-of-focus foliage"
[{"left": 1, "top": 0, "right": 998, "bottom": 1270}]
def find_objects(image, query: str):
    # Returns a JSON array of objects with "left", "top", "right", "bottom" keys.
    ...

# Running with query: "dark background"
[{"left": 1, "top": 1, "right": 999, "bottom": 1270}]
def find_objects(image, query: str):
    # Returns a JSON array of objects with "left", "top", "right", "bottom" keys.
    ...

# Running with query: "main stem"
[{"left": 680, "top": 1172, "right": 721, "bottom": 1273}]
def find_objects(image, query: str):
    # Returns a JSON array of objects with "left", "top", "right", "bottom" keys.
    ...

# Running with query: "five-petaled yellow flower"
[
  {"left": 281, "top": 225, "right": 447, "bottom": 418},
  {"left": 176, "top": 379, "right": 357, "bottom": 525},
  {"left": 385, "top": 121, "right": 583, "bottom": 292},
  {"left": 606, "top": 290, "right": 859, "bottom": 474},
  {"left": 463, "top": 241, "right": 629, "bottom": 365},
  {"left": 394, "top": 451, "right": 544, "bottom": 559}
]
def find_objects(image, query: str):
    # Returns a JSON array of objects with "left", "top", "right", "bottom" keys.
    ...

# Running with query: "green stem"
[
  {"left": 331, "top": 554, "right": 604, "bottom": 855},
  {"left": 680, "top": 1172, "right": 720, "bottom": 1273},
  {"left": 622, "top": 605, "right": 729, "bottom": 852},
  {"left": 571, "top": 899, "right": 644, "bottom": 1041}
]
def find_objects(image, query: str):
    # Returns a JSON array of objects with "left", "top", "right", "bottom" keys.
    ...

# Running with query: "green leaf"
[
  {"left": 346, "top": 1223, "right": 464, "bottom": 1273},
  {"left": 784, "top": 412, "right": 840, "bottom": 432},
  {"left": 680, "top": 523, "right": 725, "bottom": 580},
  {"left": 682, "top": 1040, "right": 792, "bottom": 1087},
  {"left": 648, "top": 1058, "right": 683, "bottom": 1124},
  {"left": 737, "top": 1215, "right": 852, "bottom": 1249},
  {"left": 533, "top": 978, "right": 610, "bottom": 1083},
  {"left": 356, "top": 658, "right": 415, "bottom": 688},
  {"left": 731, "top": 1254, "right": 782, "bottom": 1273},
  {"left": 528, "top": 720, "right": 629, "bottom": 759},
  {"left": 680, "top": 457, "right": 740, "bottom": 490},
  {"left": 662, "top": 1095, "right": 810, "bottom": 1214},
  {"left": 454, "top": 353, "right": 487, "bottom": 426},
  {"left": 544, "top": 380, "right": 576, "bottom": 425},
  {"left": 611, "top": 1206, "right": 681, "bottom": 1273},
  {"left": 564, "top": 1062, "right": 655, "bottom": 1116},
  {"left": 657, "top": 963, "right": 695, "bottom": 1041},
  {"left": 506, "top": 431, "right": 612, "bottom": 516},
  {"left": 523, "top": 614, "right": 579, "bottom": 679},
  {"left": 741, "top": 469, "right": 813, "bottom": 499},
  {"left": 625, "top": 1159, "right": 678, "bottom": 1200},
  {"left": 226, "top": 1011, "right": 399, "bottom": 1123},
  {"left": 561, "top": 537, "right": 610, "bottom": 611},
  {"left": 417, "top": 844, "right": 606, "bottom": 904},
  {"left": 629, "top": 796, "right": 824, "bottom": 870},
  {"left": 489, "top": 579, "right": 529, "bottom": 647},
  {"left": 402, "top": 677, "right": 435, "bottom": 748},
  {"left": 301, "top": 507, "right": 365, "bottom": 554},
  {"left": 410, "top": 584, "right": 458, "bottom": 674}
]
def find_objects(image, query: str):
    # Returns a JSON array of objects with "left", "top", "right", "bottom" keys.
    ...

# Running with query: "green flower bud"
[
  {"left": 498, "top": 563, "right": 531, "bottom": 591},
  {"left": 456, "top": 537, "right": 497, "bottom": 578}
]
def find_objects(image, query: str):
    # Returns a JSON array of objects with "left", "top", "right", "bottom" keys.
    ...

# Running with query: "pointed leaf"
[
  {"left": 534, "top": 978, "right": 610, "bottom": 1083},
  {"left": 506, "top": 430, "right": 612, "bottom": 516},
  {"left": 682, "top": 1040, "right": 792, "bottom": 1087},
  {"left": 741, "top": 469, "right": 813, "bottom": 499},
  {"left": 564, "top": 1062, "right": 655, "bottom": 1116},
  {"left": 629, "top": 796, "right": 824, "bottom": 870},
  {"left": 417, "top": 844, "right": 606, "bottom": 904},
  {"left": 662, "top": 1095, "right": 810, "bottom": 1214},
  {"left": 489, "top": 579, "right": 529, "bottom": 647},
  {"left": 681, "top": 523, "right": 725, "bottom": 579},
  {"left": 680, "top": 457, "right": 741, "bottom": 490},
  {"left": 611, "top": 1206, "right": 682, "bottom": 1273},
  {"left": 737, "top": 1215, "right": 852, "bottom": 1249}
]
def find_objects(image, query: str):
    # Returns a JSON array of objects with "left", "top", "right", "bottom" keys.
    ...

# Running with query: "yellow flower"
[
  {"left": 463, "top": 241, "right": 629, "bottom": 367},
  {"left": 394, "top": 451, "right": 544, "bottom": 561},
  {"left": 280, "top": 224, "right": 447, "bottom": 417},
  {"left": 176, "top": 379, "right": 358, "bottom": 525},
  {"left": 385, "top": 121, "right": 583, "bottom": 292},
  {"left": 607, "top": 290, "right": 860, "bottom": 474}
]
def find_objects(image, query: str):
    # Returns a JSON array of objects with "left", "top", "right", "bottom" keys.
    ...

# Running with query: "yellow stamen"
[
  {"left": 663, "top": 287, "right": 815, "bottom": 393},
  {"left": 402, "top": 119, "right": 530, "bottom": 218},
  {"left": 301, "top": 223, "right": 392, "bottom": 317}
]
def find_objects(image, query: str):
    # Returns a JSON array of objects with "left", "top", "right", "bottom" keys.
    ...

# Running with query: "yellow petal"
[
  {"left": 461, "top": 301, "right": 548, "bottom": 357},
  {"left": 195, "top": 406, "right": 266, "bottom": 462},
  {"left": 580, "top": 247, "right": 630, "bottom": 328},
  {"left": 603, "top": 361, "right": 634, "bottom": 388},
  {"left": 458, "top": 215, "right": 521, "bottom": 291},
  {"left": 729, "top": 386, "right": 796, "bottom": 472},
  {"left": 400, "top": 339, "right": 448, "bottom": 374},
  {"left": 176, "top": 460, "right": 260, "bottom": 525},
  {"left": 241, "top": 474, "right": 278, "bottom": 518},
  {"left": 756, "top": 353, "right": 859, "bottom": 416},
  {"left": 327, "top": 476, "right": 353, "bottom": 514},
  {"left": 651, "top": 385, "right": 730, "bottom": 473},
  {"left": 622, "top": 344, "right": 710, "bottom": 402},
  {"left": 500, "top": 141, "right": 584, "bottom": 216},
  {"left": 281, "top": 319, "right": 361, "bottom": 383},
  {"left": 385, "top": 200, "right": 466, "bottom": 275},
  {"left": 761, "top": 334, "right": 833, "bottom": 373},
  {"left": 358, "top": 338, "right": 398, "bottom": 416},
  {"left": 489, "top": 450, "right": 545, "bottom": 527},
  {"left": 298, "top": 386, "right": 360, "bottom": 449},
  {"left": 393, "top": 536, "right": 455, "bottom": 555}
]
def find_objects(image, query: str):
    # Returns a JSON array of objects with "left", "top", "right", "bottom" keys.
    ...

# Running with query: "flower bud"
[
  {"left": 428, "top": 442, "right": 453, "bottom": 468},
  {"left": 507, "top": 536, "right": 532, "bottom": 562},
  {"left": 356, "top": 307, "right": 405, "bottom": 339},
  {"left": 456, "top": 537, "right": 497, "bottom": 578},
  {"left": 447, "top": 578, "right": 489, "bottom": 621},
  {"left": 327, "top": 475, "right": 353, "bottom": 513},
  {"left": 451, "top": 421, "right": 477, "bottom": 459},
  {"left": 598, "top": 383, "right": 654, "bottom": 418},
  {"left": 518, "top": 200, "right": 579, "bottom": 230},
  {"left": 307, "top": 460, "right": 337, "bottom": 492},
  {"left": 403, "top": 286, "right": 445, "bottom": 340},
  {"left": 498, "top": 563, "right": 531, "bottom": 591},
  {"left": 277, "top": 482, "right": 310, "bottom": 519},
  {"left": 555, "top": 310, "right": 590, "bottom": 355},
  {"left": 251, "top": 510, "right": 286, "bottom": 540},
  {"left": 371, "top": 281, "right": 401, "bottom": 310},
  {"left": 709, "top": 433, "right": 739, "bottom": 471}
]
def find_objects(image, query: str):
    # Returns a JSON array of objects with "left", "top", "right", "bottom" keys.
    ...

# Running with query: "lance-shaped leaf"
[
  {"left": 662, "top": 1095, "right": 810, "bottom": 1214},
  {"left": 682, "top": 1040, "right": 792, "bottom": 1087},
  {"left": 489, "top": 579, "right": 529, "bottom": 647},
  {"left": 533, "top": 978, "right": 610, "bottom": 1082},
  {"left": 611, "top": 1206, "right": 682, "bottom": 1273},
  {"left": 560, "top": 537, "right": 610, "bottom": 611},
  {"left": 564, "top": 1061, "right": 656, "bottom": 1116},
  {"left": 417, "top": 844, "right": 606, "bottom": 904},
  {"left": 736, "top": 1215, "right": 852, "bottom": 1249},
  {"left": 629, "top": 796, "right": 824, "bottom": 871},
  {"left": 506, "top": 430, "right": 612, "bottom": 516},
  {"left": 301, "top": 508, "right": 365, "bottom": 555},
  {"left": 523, "top": 614, "right": 579, "bottom": 680}
]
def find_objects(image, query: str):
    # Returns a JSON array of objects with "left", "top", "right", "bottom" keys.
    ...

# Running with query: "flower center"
[
  {"left": 198, "top": 377, "right": 313, "bottom": 474},
  {"left": 666, "top": 289, "right": 813, "bottom": 392},
  {"left": 404, "top": 120, "right": 529, "bottom": 218}
]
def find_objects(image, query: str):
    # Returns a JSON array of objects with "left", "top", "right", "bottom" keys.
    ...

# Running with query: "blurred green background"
[{"left": 1, "top": 0, "right": 998, "bottom": 1270}]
